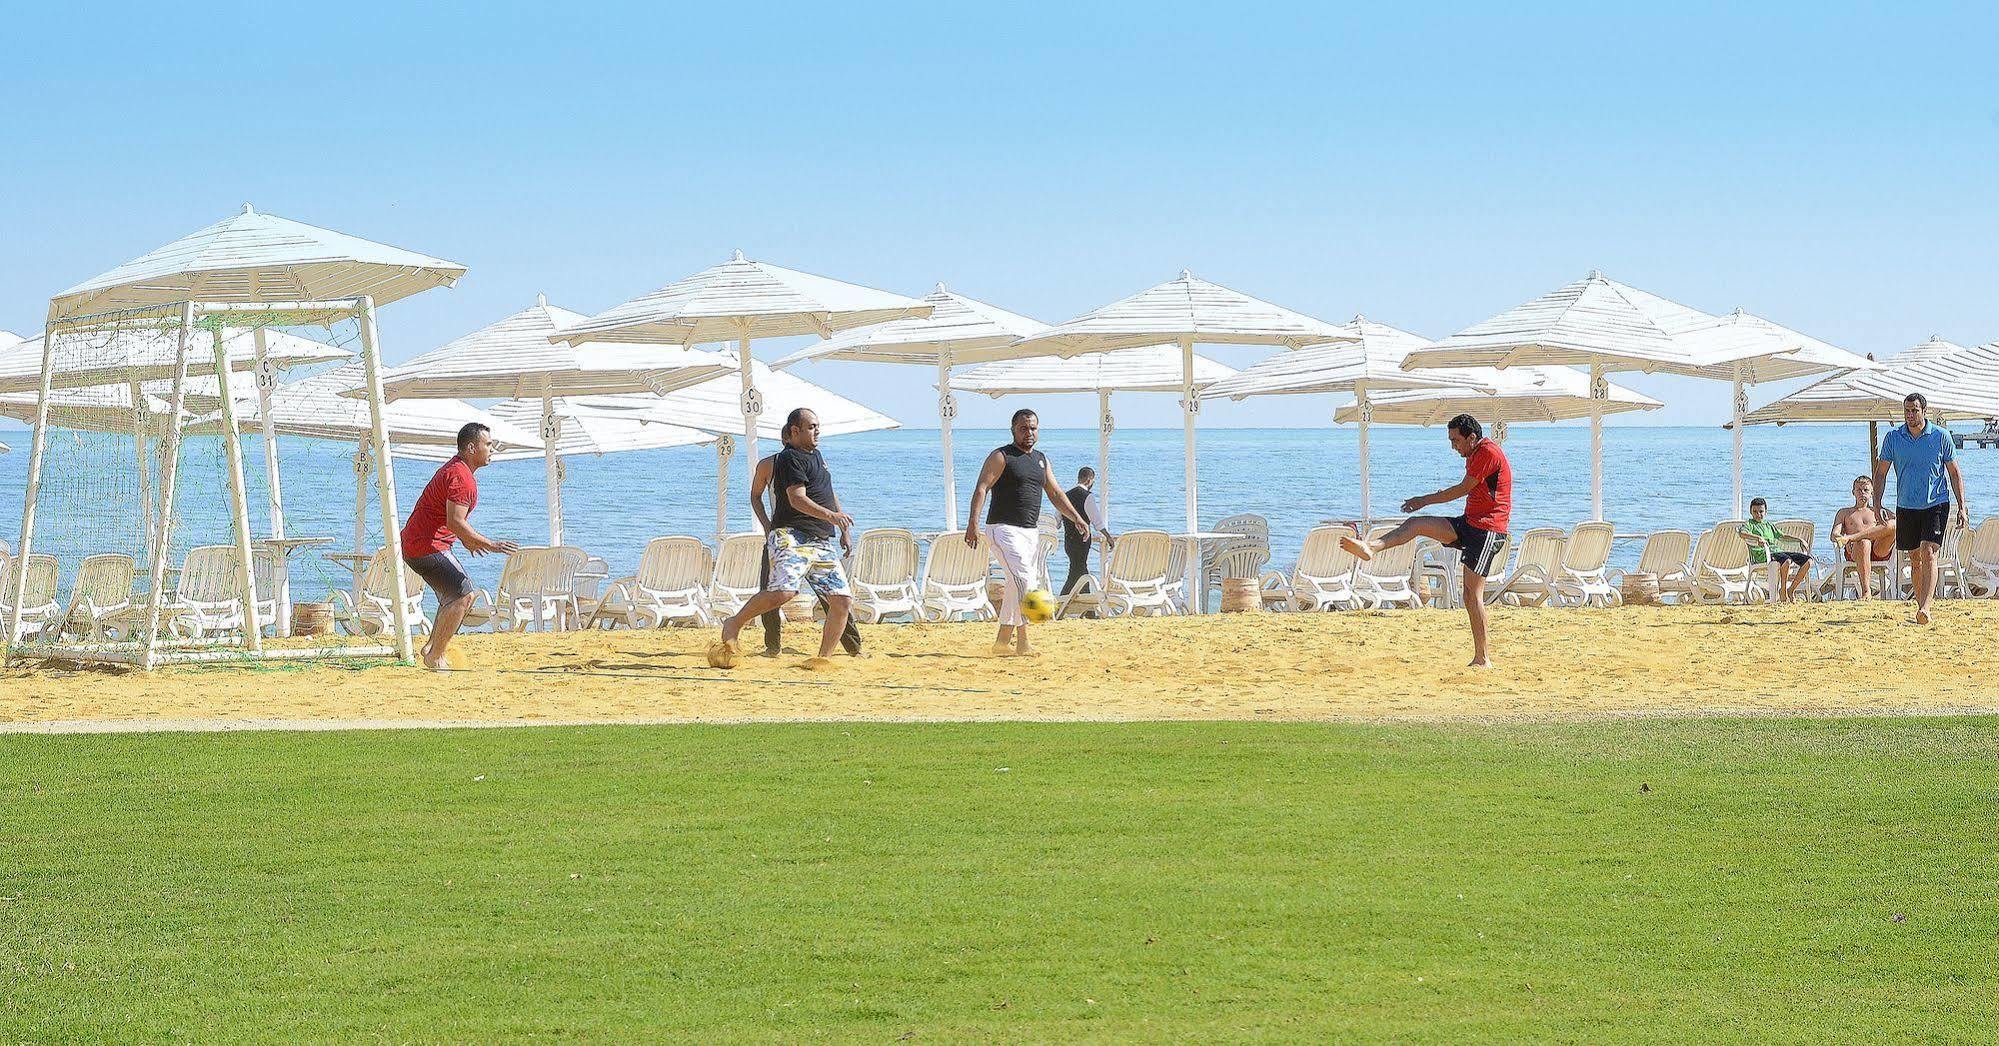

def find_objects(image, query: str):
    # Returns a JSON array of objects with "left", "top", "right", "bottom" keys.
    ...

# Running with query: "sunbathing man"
[
  {"left": 1341, "top": 413, "right": 1510, "bottom": 669},
  {"left": 711, "top": 408, "right": 855, "bottom": 670},
  {"left": 1835, "top": 393, "right": 1967, "bottom": 624},
  {"left": 1831, "top": 476, "right": 1894, "bottom": 599},
  {"left": 1739, "top": 497, "right": 1812, "bottom": 602},
  {"left": 752, "top": 434, "right": 861, "bottom": 658},
  {"left": 965, "top": 408, "right": 1094, "bottom": 656},
  {"left": 400, "top": 422, "right": 519, "bottom": 670}
]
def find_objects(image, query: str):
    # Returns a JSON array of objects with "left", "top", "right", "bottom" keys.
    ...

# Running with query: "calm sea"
[{"left": 0, "top": 424, "right": 1984, "bottom": 604}]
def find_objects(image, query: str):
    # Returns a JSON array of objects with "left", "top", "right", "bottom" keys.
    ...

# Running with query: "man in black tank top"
[{"left": 966, "top": 409, "right": 1094, "bottom": 656}]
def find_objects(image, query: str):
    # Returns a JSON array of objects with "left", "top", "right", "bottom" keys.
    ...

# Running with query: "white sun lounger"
[
  {"left": 1552, "top": 521, "right": 1621, "bottom": 607},
  {"left": 849, "top": 529, "right": 923, "bottom": 624},
  {"left": 464, "top": 546, "right": 592, "bottom": 632},
  {"left": 1488, "top": 527, "right": 1565, "bottom": 607},
  {"left": 1960, "top": 517, "right": 1999, "bottom": 598},
  {"left": 595, "top": 537, "right": 714, "bottom": 629},
  {"left": 706, "top": 534, "right": 767, "bottom": 620},
  {"left": 1695, "top": 522, "right": 1764, "bottom": 604},
  {"left": 1, "top": 553, "right": 62, "bottom": 642},
  {"left": 325, "top": 547, "right": 428, "bottom": 638},
  {"left": 919, "top": 533, "right": 996, "bottom": 622},
  {"left": 1353, "top": 524, "right": 1421, "bottom": 609},
  {"left": 1100, "top": 529, "right": 1176, "bottom": 618},
  {"left": 59, "top": 553, "right": 135, "bottom": 641},
  {"left": 1273, "top": 525, "right": 1361, "bottom": 612}
]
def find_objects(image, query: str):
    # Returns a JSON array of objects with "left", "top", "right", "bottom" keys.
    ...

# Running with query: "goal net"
[{"left": 4, "top": 300, "right": 414, "bottom": 668}]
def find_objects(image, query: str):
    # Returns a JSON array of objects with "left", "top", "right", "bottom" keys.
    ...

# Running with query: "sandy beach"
[{"left": 4, "top": 601, "right": 1995, "bottom": 732}]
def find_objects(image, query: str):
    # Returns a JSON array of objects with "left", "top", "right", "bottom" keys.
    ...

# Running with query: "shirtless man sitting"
[{"left": 1830, "top": 476, "right": 1893, "bottom": 599}]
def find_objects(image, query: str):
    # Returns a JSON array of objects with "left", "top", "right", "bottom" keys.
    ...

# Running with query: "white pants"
[{"left": 988, "top": 523, "right": 1043, "bottom": 626}]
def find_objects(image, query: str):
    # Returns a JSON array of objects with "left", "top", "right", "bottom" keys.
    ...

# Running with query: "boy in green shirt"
[{"left": 1740, "top": 497, "right": 1812, "bottom": 602}]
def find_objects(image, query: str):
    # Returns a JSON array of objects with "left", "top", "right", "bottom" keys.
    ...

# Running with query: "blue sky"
[{"left": 2, "top": 1, "right": 1994, "bottom": 429}]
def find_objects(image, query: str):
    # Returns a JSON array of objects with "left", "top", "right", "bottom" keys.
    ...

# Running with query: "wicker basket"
[
  {"left": 291, "top": 602, "right": 335, "bottom": 637},
  {"left": 1219, "top": 577, "right": 1261, "bottom": 614},
  {"left": 1619, "top": 572, "right": 1660, "bottom": 606}
]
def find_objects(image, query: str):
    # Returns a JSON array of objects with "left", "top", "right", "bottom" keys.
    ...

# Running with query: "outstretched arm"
[
  {"left": 964, "top": 451, "right": 1004, "bottom": 547},
  {"left": 1403, "top": 475, "right": 1481, "bottom": 514}
]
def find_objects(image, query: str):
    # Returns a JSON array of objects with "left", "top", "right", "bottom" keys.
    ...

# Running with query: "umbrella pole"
[
  {"left": 739, "top": 323, "right": 759, "bottom": 532},
  {"left": 353, "top": 446, "right": 369, "bottom": 604},
  {"left": 1589, "top": 362, "right": 1606, "bottom": 522},
  {"left": 1869, "top": 421, "right": 1880, "bottom": 471},
  {"left": 940, "top": 355, "right": 957, "bottom": 531},
  {"left": 542, "top": 391, "right": 563, "bottom": 545},
  {"left": 1180, "top": 337, "right": 1200, "bottom": 614},
  {"left": 357, "top": 298, "right": 415, "bottom": 661},
  {"left": 1355, "top": 383, "right": 1371, "bottom": 526},
  {"left": 131, "top": 380, "right": 155, "bottom": 570},
  {"left": 715, "top": 435, "right": 732, "bottom": 543},
  {"left": 1731, "top": 363, "right": 1745, "bottom": 519},
  {"left": 1098, "top": 390, "right": 1112, "bottom": 601},
  {"left": 253, "top": 328, "right": 286, "bottom": 541}
]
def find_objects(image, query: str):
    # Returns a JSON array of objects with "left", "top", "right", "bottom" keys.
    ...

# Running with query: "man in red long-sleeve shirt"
[
  {"left": 1343, "top": 413, "right": 1512, "bottom": 669},
  {"left": 401, "top": 423, "right": 518, "bottom": 670}
]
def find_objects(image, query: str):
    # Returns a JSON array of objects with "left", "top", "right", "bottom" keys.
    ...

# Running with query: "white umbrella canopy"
[
  {"left": 1400, "top": 271, "right": 1813, "bottom": 519},
  {"left": 1008, "top": 271, "right": 1358, "bottom": 608},
  {"left": 1839, "top": 339, "right": 1999, "bottom": 422},
  {"left": 1200, "top": 316, "right": 1491, "bottom": 521},
  {"left": 1743, "top": 336, "right": 1969, "bottom": 425},
  {"left": 549, "top": 252, "right": 933, "bottom": 526},
  {"left": 485, "top": 399, "right": 716, "bottom": 458},
  {"left": 0, "top": 325, "right": 351, "bottom": 395},
  {"left": 0, "top": 384, "right": 188, "bottom": 433},
  {"left": 1337, "top": 366, "right": 1663, "bottom": 426},
  {"left": 949, "top": 344, "right": 1237, "bottom": 535},
  {"left": 48, "top": 204, "right": 466, "bottom": 321},
  {"left": 773, "top": 284, "right": 1049, "bottom": 530},
  {"left": 193, "top": 365, "right": 541, "bottom": 450},
  {"left": 373, "top": 296, "right": 737, "bottom": 545},
  {"left": 560, "top": 360, "right": 900, "bottom": 540}
]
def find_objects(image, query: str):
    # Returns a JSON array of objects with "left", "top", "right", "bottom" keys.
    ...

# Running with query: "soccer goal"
[{"left": 3, "top": 297, "right": 416, "bottom": 669}]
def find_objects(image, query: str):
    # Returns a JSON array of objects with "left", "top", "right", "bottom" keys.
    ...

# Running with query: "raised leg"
[{"left": 1344, "top": 516, "right": 1458, "bottom": 561}]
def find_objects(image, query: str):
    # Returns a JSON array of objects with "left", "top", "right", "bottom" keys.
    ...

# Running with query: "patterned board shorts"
[{"left": 767, "top": 527, "right": 851, "bottom": 599}]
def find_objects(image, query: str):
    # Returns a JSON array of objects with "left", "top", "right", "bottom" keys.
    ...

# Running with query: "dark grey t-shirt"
[{"left": 770, "top": 447, "right": 836, "bottom": 542}]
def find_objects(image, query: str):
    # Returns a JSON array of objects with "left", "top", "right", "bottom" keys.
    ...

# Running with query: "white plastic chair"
[
  {"left": 595, "top": 537, "right": 714, "bottom": 629},
  {"left": 328, "top": 548, "right": 428, "bottom": 637},
  {"left": 1274, "top": 525, "right": 1362, "bottom": 612},
  {"left": 60, "top": 553, "right": 135, "bottom": 641},
  {"left": 848, "top": 529, "right": 923, "bottom": 624},
  {"left": 706, "top": 533, "right": 766, "bottom": 620},
  {"left": 1552, "top": 521, "right": 1621, "bottom": 607},
  {"left": 1960, "top": 517, "right": 1999, "bottom": 598},
  {"left": 1610, "top": 530, "right": 1693, "bottom": 604},
  {"left": 919, "top": 534, "right": 996, "bottom": 622},
  {"left": 1202, "top": 514, "right": 1271, "bottom": 608},
  {"left": 1488, "top": 527, "right": 1565, "bottom": 607},
  {"left": 1101, "top": 530, "right": 1177, "bottom": 618},
  {"left": 172, "top": 545, "right": 257, "bottom": 638},
  {"left": 1695, "top": 522, "right": 1764, "bottom": 604},
  {"left": 1, "top": 553, "right": 62, "bottom": 641},
  {"left": 1353, "top": 524, "right": 1421, "bottom": 609},
  {"left": 464, "top": 546, "right": 591, "bottom": 632}
]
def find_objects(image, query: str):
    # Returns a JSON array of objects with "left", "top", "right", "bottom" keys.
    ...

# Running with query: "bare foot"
[
  {"left": 1014, "top": 644, "right": 1036, "bottom": 658},
  {"left": 1467, "top": 658, "right": 1493, "bottom": 671},
  {"left": 1339, "top": 534, "right": 1375, "bottom": 562},
  {"left": 990, "top": 640, "right": 1014, "bottom": 656},
  {"left": 423, "top": 655, "right": 449, "bottom": 672},
  {"left": 1915, "top": 609, "right": 1932, "bottom": 625}
]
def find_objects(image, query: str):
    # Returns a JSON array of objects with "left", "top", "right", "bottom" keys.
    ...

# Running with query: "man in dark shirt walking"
[
  {"left": 710, "top": 408, "right": 856, "bottom": 670},
  {"left": 1059, "top": 466, "right": 1112, "bottom": 595}
]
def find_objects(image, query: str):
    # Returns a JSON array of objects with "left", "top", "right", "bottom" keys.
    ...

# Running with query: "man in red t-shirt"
[
  {"left": 1343, "top": 413, "right": 1512, "bottom": 668},
  {"left": 401, "top": 423, "right": 517, "bottom": 670}
]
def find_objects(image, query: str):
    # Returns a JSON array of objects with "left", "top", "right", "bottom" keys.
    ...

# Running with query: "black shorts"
[
  {"left": 1447, "top": 516, "right": 1509, "bottom": 574},
  {"left": 1762, "top": 551, "right": 1810, "bottom": 567},
  {"left": 403, "top": 550, "right": 471, "bottom": 601},
  {"left": 1896, "top": 503, "right": 1950, "bottom": 551}
]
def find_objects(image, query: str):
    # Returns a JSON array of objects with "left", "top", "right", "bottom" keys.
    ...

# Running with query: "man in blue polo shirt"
[{"left": 1837, "top": 392, "right": 1966, "bottom": 624}]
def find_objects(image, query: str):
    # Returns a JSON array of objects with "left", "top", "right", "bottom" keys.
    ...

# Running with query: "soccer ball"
[{"left": 1021, "top": 588, "right": 1056, "bottom": 623}]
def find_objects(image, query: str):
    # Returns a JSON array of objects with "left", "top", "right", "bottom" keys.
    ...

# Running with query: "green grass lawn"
[{"left": 3, "top": 718, "right": 1996, "bottom": 1042}]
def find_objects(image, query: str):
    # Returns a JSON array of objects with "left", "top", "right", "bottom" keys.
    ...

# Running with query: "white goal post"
[{"left": 4, "top": 296, "right": 415, "bottom": 669}]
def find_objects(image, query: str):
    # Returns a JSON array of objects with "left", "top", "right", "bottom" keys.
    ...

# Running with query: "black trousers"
[
  {"left": 759, "top": 546, "right": 861, "bottom": 655},
  {"left": 1060, "top": 539, "right": 1094, "bottom": 595}
]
